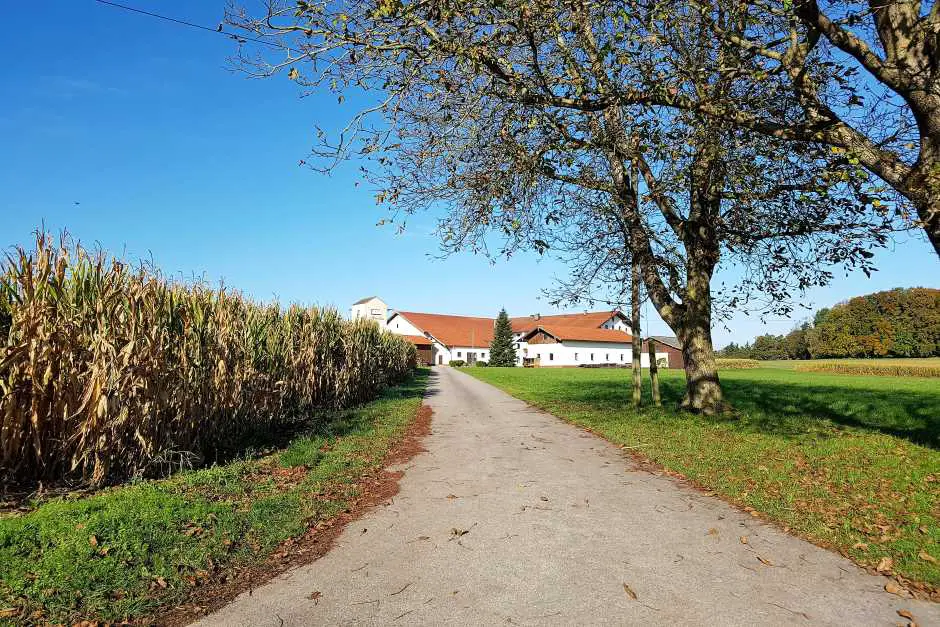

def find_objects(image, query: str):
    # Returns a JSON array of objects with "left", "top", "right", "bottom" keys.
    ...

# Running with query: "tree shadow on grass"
[
  {"left": 714, "top": 377, "right": 940, "bottom": 449},
  {"left": 534, "top": 372, "right": 940, "bottom": 450}
]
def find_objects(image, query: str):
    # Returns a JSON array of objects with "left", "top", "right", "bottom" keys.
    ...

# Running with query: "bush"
[
  {"left": 0, "top": 231, "right": 417, "bottom": 487},
  {"left": 795, "top": 362, "right": 940, "bottom": 378},
  {"left": 475, "top": 361, "right": 488, "bottom": 367},
  {"left": 715, "top": 358, "right": 761, "bottom": 369},
  {"left": 448, "top": 359, "right": 466, "bottom": 367}
]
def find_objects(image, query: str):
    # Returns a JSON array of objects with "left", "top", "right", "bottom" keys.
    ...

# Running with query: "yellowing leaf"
[
  {"left": 622, "top": 583, "right": 637, "bottom": 600},
  {"left": 885, "top": 581, "right": 911, "bottom": 598},
  {"left": 918, "top": 550, "right": 937, "bottom": 564}
]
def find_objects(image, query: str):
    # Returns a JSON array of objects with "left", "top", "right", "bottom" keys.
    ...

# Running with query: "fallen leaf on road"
[
  {"left": 451, "top": 528, "right": 469, "bottom": 537},
  {"left": 622, "top": 583, "right": 637, "bottom": 600},
  {"left": 707, "top": 528, "right": 718, "bottom": 536},
  {"left": 898, "top": 609, "right": 915, "bottom": 620},
  {"left": 877, "top": 557, "right": 894, "bottom": 573},
  {"left": 918, "top": 550, "right": 936, "bottom": 564},
  {"left": 739, "top": 536, "right": 748, "bottom": 545},
  {"left": 446, "top": 494, "right": 458, "bottom": 499},
  {"left": 756, "top": 555, "right": 774, "bottom": 567},
  {"left": 885, "top": 581, "right": 912, "bottom": 598},
  {"left": 308, "top": 590, "right": 321, "bottom": 604},
  {"left": 540, "top": 496, "right": 549, "bottom": 502}
]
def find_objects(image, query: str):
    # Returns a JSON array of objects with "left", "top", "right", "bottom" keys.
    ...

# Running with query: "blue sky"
[{"left": 1, "top": 1, "right": 937, "bottom": 348}]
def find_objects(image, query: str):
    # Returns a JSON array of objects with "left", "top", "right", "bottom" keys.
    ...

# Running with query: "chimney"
[{"left": 534, "top": 313, "right": 540, "bottom": 321}]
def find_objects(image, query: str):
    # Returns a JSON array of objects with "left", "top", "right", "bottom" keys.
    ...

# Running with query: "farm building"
[
  {"left": 643, "top": 336, "right": 685, "bottom": 369},
  {"left": 351, "top": 297, "right": 683, "bottom": 368}
]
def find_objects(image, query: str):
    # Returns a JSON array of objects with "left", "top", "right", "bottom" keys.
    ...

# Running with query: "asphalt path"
[{"left": 196, "top": 366, "right": 939, "bottom": 626}]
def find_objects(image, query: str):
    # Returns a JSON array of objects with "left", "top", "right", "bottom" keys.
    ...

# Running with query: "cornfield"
[
  {"left": 714, "top": 358, "right": 761, "bottom": 370},
  {"left": 794, "top": 362, "right": 940, "bottom": 378},
  {"left": 0, "top": 232, "right": 416, "bottom": 487}
]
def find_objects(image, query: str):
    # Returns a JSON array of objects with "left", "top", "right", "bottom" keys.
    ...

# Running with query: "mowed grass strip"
[
  {"left": 464, "top": 366, "right": 940, "bottom": 591},
  {"left": 0, "top": 370, "right": 428, "bottom": 624}
]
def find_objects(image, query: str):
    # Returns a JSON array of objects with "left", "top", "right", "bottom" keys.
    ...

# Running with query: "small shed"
[{"left": 643, "top": 336, "right": 685, "bottom": 369}]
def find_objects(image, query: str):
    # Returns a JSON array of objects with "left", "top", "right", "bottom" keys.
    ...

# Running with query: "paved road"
[{"left": 197, "top": 367, "right": 939, "bottom": 626}]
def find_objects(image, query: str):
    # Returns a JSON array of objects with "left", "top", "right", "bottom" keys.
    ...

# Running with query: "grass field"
[
  {"left": 465, "top": 366, "right": 940, "bottom": 593},
  {"left": 0, "top": 370, "right": 428, "bottom": 624}
]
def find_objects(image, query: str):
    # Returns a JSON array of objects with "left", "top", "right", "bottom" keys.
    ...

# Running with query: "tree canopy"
[{"left": 719, "top": 287, "right": 940, "bottom": 359}]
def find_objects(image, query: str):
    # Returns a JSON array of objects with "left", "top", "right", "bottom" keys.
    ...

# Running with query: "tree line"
[
  {"left": 227, "top": 0, "right": 940, "bottom": 413},
  {"left": 718, "top": 288, "right": 940, "bottom": 360}
]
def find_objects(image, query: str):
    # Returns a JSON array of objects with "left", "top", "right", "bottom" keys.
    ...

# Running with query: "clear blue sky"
[{"left": 1, "top": 1, "right": 937, "bottom": 348}]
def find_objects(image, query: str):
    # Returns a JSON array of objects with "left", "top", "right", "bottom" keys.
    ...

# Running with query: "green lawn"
[
  {"left": 0, "top": 370, "right": 428, "bottom": 624},
  {"left": 465, "top": 366, "right": 940, "bottom": 592}
]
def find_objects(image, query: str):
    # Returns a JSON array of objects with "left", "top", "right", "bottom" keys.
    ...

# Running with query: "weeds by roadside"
[{"left": 0, "top": 370, "right": 429, "bottom": 624}]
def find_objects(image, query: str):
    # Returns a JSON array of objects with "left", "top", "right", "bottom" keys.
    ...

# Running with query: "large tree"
[
  {"left": 227, "top": 0, "right": 897, "bottom": 413},
  {"left": 490, "top": 0, "right": 940, "bottom": 257}
]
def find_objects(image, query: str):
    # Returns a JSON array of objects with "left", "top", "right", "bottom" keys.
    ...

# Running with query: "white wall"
[
  {"left": 519, "top": 340, "right": 652, "bottom": 367},
  {"left": 386, "top": 314, "right": 426, "bottom": 337},
  {"left": 449, "top": 346, "right": 490, "bottom": 363},
  {"left": 600, "top": 314, "right": 632, "bottom": 334},
  {"left": 351, "top": 297, "right": 388, "bottom": 327}
]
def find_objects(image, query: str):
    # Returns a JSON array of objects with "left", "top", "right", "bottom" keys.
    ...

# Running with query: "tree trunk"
[
  {"left": 676, "top": 319, "right": 724, "bottom": 415},
  {"left": 631, "top": 259, "right": 642, "bottom": 407},
  {"left": 906, "top": 150, "right": 940, "bottom": 257},
  {"left": 914, "top": 194, "right": 940, "bottom": 257}
]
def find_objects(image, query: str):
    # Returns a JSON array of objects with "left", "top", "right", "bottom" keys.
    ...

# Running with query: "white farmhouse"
[{"left": 357, "top": 297, "right": 677, "bottom": 368}]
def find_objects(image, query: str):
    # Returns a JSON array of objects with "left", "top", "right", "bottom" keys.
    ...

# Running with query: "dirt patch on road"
[{"left": 158, "top": 404, "right": 433, "bottom": 626}]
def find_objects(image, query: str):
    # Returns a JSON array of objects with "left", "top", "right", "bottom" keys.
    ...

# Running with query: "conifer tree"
[{"left": 489, "top": 309, "right": 517, "bottom": 367}]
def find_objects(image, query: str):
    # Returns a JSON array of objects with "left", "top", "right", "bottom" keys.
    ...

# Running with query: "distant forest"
[{"left": 718, "top": 288, "right": 940, "bottom": 360}]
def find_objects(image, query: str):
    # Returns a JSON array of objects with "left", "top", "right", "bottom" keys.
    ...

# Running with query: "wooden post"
[{"left": 648, "top": 339, "right": 662, "bottom": 406}]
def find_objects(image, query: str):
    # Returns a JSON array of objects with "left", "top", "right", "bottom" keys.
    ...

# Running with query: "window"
[
  {"left": 457, "top": 351, "right": 462, "bottom": 357},
  {"left": 590, "top": 353, "right": 594, "bottom": 361},
  {"left": 574, "top": 353, "right": 578, "bottom": 361},
  {"left": 606, "top": 354, "right": 609, "bottom": 361},
  {"left": 513, "top": 343, "right": 520, "bottom": 348},
  {"left": 549, "top": 353, "right": 554, "bottom": 361},
  {"left": 620, "top": 353, "right": 624, "bottom": 361}
]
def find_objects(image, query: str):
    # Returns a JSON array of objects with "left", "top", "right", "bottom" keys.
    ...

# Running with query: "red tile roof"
[
  {"left": 395, "top": 312, "right": 495, "bottom": 348},
  {"left": 394, "top": 310, "right": 627, "bottom": 348},
  {"left": 510, "top": 311, "right": 622, "bottom": 333},
  {"left": 398, "top": 334, "right": 434, "bottom": 346},
  {"left": 524, "top": 324, "right": 633, "bottom": 343}
]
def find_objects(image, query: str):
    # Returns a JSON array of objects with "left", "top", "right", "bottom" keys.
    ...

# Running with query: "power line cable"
[{"left": 92, "top": 0, "right": 289, "bottom": 50}]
